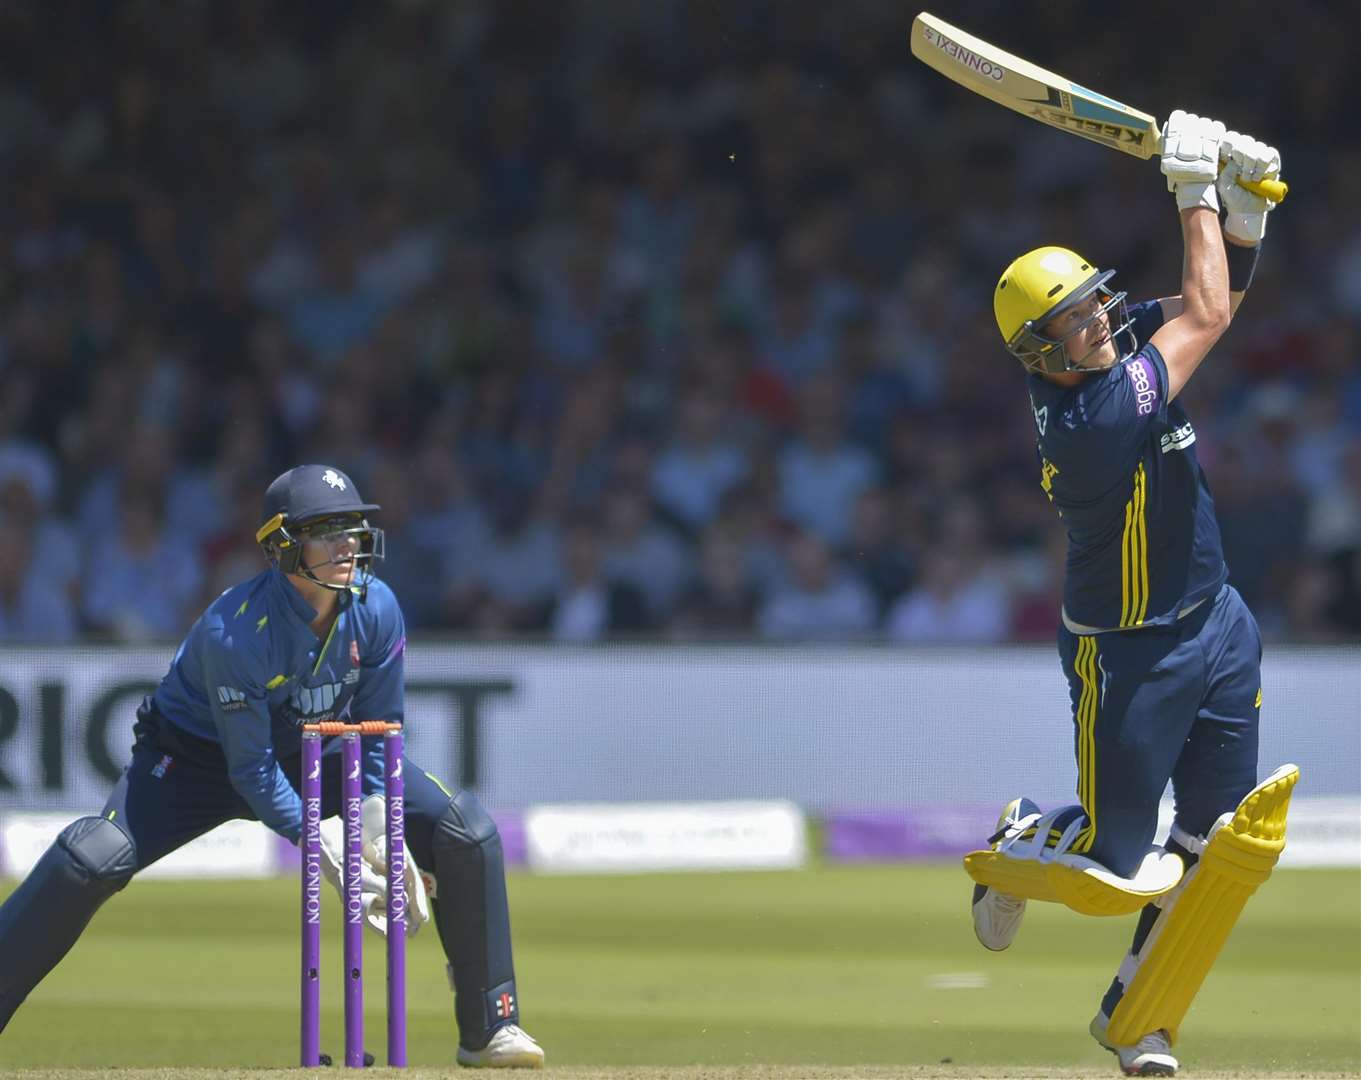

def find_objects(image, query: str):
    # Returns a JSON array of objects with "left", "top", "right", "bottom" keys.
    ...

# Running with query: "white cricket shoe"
[
  {"left": 970, "top": 796, "right": 1041, "bottom": 951},
  {"left": 1090, "top": 1012, "right": 1178, "bottom": 1076},
  {"left": 457, "top": 1024, "right": 545, "bottom": 1069},
  {"left": 971, "top": 883, "right": 1026, "bottom": 951}
]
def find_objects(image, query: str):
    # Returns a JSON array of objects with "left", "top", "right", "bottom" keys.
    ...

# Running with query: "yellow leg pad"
[
  {"left": 1107, "top": 764, "right": 1300, "bottom": 1046},
  {"left": 964, "top": 848, "right": 1062, "bottom": 904},
  {"left": 963, "top": 848, "right": 1181, "bottom": 917}
]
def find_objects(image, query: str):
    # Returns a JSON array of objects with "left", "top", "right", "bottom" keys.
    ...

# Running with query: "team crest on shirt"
[
  {"left": 322, "top": 468, "right": 346, "bottom": 490},
  {"left": 350, "top": 639, "right": 360, "bottom": 666}
]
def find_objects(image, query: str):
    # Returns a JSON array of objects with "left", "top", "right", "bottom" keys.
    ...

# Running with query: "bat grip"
[{"left": 1237, "top": 176, "right": 1288, "bottom": 203}]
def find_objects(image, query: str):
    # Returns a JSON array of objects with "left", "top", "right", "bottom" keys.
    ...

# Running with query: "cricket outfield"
[{"left": 1, "top": 864, "right": 1357, "bottom": 1077}]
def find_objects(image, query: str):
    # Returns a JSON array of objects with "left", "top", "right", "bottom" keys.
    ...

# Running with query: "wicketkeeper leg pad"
[
  {"left": 1107, "top": 763, "right": 1299, "bottom": 1046},
  {"left": 0, "top": 816, "right": 137, "bottom": 1031},
  {"left": 429, "top": 791, "right": 519, "bottom": 1047},
  {"left": 964, "top": 805, "right": 1184, "bottom": 917}
]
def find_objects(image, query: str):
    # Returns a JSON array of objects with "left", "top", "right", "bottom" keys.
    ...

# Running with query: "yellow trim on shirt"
[
  {"left": 313, "top": 617, "right": 339, "bottom": 677},
  {"left": 1120, "top": 463, "right": 1149, "bottom": 627}
]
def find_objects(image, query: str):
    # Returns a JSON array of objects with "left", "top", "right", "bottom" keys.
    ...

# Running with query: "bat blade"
[{"left": 910, "top": 12, "right": 1159, "bottom": 159}]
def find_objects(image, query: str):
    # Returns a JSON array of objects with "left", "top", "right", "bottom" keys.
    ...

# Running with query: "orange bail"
[{"left": 301, "top": 720, "right": 402, "bottom": 736}]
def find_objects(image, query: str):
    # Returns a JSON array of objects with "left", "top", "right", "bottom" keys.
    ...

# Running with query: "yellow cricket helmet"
[{"left": 994, "top": 246, "right": 1131, "bottom": 375}]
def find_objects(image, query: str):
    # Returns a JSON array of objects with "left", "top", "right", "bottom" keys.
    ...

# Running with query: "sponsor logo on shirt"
[
  {"left": 1126, "top": 358, "right": 1158, "bottom": 416},
  {"left": 216, "top": 686, "right": 249, "bottom": 712},
  {"left": 291, "top": 681, "right": 345, "bottom": 720},
  {"left": 1160, "top": 421, "right": 1196, "bottom": 454}
]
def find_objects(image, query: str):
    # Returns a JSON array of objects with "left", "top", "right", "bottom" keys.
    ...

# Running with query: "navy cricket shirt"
[{"left": 1025, "top": 301, "right": 1229, "bottom": 634}]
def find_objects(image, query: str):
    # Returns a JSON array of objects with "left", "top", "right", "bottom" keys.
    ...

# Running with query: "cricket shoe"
[
  {"left": 1090, "top": 1012, "right": 1178, "bottom": 1076},
  {"left": 970, "top": 796, "right": 1041, "bottom": 951},
  {"left": 457, "top": 1024, "right": 545, "bottom": 1069}
]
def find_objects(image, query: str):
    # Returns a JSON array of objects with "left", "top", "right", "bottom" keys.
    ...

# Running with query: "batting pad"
[
  {"left": 964, "top": 844, "right": 1184, "bottom": 917},
  {"left": 1107, "top": 763, "right": 1300, "bottom": 1046}
]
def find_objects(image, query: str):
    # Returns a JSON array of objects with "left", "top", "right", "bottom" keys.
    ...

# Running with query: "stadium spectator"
[
  {"left": 842, "top": 486, "right": 916, "bottom": 618},
  {"left": 598, "top": 486, "right": 694, "bottom": 621},
  {"left": 0, "top": 517, "right": 78, "bottom": 644},
  {"left": 547, "top": 516, "right": 650, "bottom": 642},
  {"left": 667, "top": 524, "right": 761, "bottom": 639},
  {"left": 884, "top": 548, "right": 1010, "bottom": 644},
  {"left": 758, "top": 529, "right": 877, "bottom": 641},
  {"left": 0, "top": 444, "right": 80, "bottom": 597},
  {"left": 80, "top": 488, "right": 204, "bottom": 642},
  {"left": 448, "top": 484, "right": 562, "bottom": 635},
  {"left": 776, "top": 373, "right": 880, "bottom": 548},
  {"left": 651, "top": 384, "right": 751, "bottom": 534}
]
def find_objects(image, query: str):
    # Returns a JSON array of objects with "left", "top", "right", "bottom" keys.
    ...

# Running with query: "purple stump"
[
  {"left": 300, "top": 731, "right": 323, "bottom": 1067},
  {"left": 342, "top": 732, "right": 364, "bottom": 1067},
  {"left": 385, "top": 729, "right": 408, "bottom": 1066}
]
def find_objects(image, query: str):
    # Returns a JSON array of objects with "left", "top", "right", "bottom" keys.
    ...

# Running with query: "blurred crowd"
[{"left": 1, "top": 0, "right": 1358, "bottom": 645}]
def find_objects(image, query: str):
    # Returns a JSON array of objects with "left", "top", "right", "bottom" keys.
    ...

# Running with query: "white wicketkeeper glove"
[
  {"left": 1217, "top": 131, "right": 1281, "bottom": 243},
  {"left": 359, "top": 794, "right": 431, "bottom": 938},
  {"left": 1160, "top": 110, "right": 1226, "bottom": 212},
  {"left": 317, "top": 815, "right": 389, "bottom": 938}
]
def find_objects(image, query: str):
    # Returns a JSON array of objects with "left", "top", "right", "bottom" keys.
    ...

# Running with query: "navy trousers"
[{"left": 1057, "top": 584, "right": 1262, "bottom": 878}]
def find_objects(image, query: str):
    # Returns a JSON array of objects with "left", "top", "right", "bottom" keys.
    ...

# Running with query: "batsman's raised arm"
[
  {"left": 1149, "top": 111, "right": 1259, "bottom": 401},
  {"left": 1156, "top": 126, "right": 1282, "bottom": 328}
]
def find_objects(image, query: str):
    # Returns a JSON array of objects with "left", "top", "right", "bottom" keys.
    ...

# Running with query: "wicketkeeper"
[
  {"left": 0, "top": 464, "right": 544, "bottom": 1069},
  {"left": 966, "top": 113, "right": 1297, "bottom": 1077}
]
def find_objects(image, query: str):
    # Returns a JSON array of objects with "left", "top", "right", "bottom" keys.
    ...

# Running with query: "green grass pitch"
[{"left": 1, "top": 864, "right": 1357, "bottom": 1077}]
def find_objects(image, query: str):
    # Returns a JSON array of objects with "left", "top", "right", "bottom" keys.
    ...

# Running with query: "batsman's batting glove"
[
  {"left": 1218, "top": 131, "right": 1281, "bottom": 243},
  {"left": 1161, "top": 110, "right": 1225, "bottom": 212}
]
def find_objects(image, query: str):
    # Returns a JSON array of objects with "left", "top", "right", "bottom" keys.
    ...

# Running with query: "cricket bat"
[{"left": 910, "top": 12, "right": 1288, "bottom": 203}]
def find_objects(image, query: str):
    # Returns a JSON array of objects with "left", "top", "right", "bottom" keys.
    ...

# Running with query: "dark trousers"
[{"left": 1057, "top": 584, "right": 1262, "bottom": 877}]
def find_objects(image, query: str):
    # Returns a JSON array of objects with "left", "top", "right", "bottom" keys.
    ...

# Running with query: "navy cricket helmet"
[{"left": 256, "top": 465, "right": 385, "bottom": 597}]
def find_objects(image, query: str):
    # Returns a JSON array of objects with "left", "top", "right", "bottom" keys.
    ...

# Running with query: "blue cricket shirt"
[{"left": 152, "top": 569, "right": 406, "bottom": 841}]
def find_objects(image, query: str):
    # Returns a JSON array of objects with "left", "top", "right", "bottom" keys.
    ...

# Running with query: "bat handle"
[{"left": 1238, "top": 176, "right": 1288, "bottom": 203}]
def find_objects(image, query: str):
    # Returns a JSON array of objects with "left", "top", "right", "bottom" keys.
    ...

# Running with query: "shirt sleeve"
[
  {"left": 351, "top": 597, "right": 407, "bottom": 796},
  {"left": 1127, "top": 299, "right": 1166, "bottom": 345},
  {"left": 201, "top": 635, "right": 304, "bottom": 842}
]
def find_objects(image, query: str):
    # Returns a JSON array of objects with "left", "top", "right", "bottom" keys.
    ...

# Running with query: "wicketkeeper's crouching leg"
[
  {"left": 400, "top": 764, "right": 543, "bottom": 1068},
  {"left": 0, "top": 816, "right": 137, "bottom": 1031}
]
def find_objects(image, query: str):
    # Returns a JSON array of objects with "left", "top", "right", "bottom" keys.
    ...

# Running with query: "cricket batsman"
[
  {"left": 965, "top": 112, "right": 1298, "bottom": 1076},
  {"left": 0, "top": 464, "right": 544, "bottom": 1068}
]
